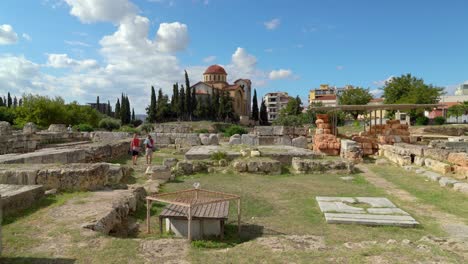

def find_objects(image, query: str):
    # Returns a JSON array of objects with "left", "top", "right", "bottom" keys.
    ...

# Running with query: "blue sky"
[{"left": 0, "top": 0, "right": 467, "bottom": 113}]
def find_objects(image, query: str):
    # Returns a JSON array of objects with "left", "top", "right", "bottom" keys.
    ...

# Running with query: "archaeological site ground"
[{"left": 0, "top": 120, "right": 467, "bottom": 263}]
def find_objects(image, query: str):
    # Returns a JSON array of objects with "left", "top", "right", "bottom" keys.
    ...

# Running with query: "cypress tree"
[
  {"left": 179, "top": 85, "right": 185, "bottom": 120},
  {"left": 120, "top": 94, "right": 125, "bottom": 124},
  {"left": 260, "top": 99, "right": 268, "bottom": 125},
  {"left": 96, "top": 96, "right": 100, "bottom": 112},
  {"left": 147, "top": 86, "right": 157, "bottom": 123},
  {"left": 7, "top": 92, "right": 12, "bottom": 108},
  {"left": 19, "top": 98, "right": 22, "bottom": 106},
  {"left": 185, "top": 84, "right": 191, "bottom": 120},
  {"left": 171, "top": 83, "right": 179, "bottom": 116},
  {"left": 115, "top": 99, "right": 121, "bottom": 119},
  {"left": 13, "top": 96, "right": 17, "bottom": 108},
  {"left": 126, "top": 95, "right": 131, "bottom": 124},
  {"left": 107, "top": 101, "right": 112, "bottom": 116},
  {"left": 156, "top": 88, "right": 164, "bottom": 121},
  {"left": 0, "top": 97, "right": 3, "bottom": 107},
  {"left": 213, "top": 88, "right": 220, "bottom": 121},
  {"left": 191, "top": 84, "right": 197, "bottom": 119},
  {"left": 251, "top": 89, "right": 259, "bottom": 121},
  {"left": 132, "top": 108, "right": 135, "bottom": 121}
]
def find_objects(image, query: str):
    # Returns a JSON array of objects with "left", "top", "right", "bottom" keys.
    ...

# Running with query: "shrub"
[
  {"left": 210, "top": 151, "right": 227, "bottom": 161},
  {"left": 223, "top": 125, "right": 247, "bottom": 137},
  {"left": 140, "top": 123, "right": 153, "bottom": 133},
  {"left": 98, "top": 118, "right": 121, "bottom": 131},
  {"left": 195, "top": 128, "right": 209, "bottom": 134},
  {"left": 0, "top": 106, "right": 16, "bottom": 124},
  {"left": 131, "top": 119, "right": 143, "bottom": 127},
  {"left": 119, "top": 125, "right": 138, "bottom": 133},
  {"left": 211, "top": 123, "right": 232, "bottom": 133},
  {"left": 433, "top": 116, "right": 446, "bottom": 125},
  {"left": 73, "top": 123, "right": 94, "bottom": 132},
  {"left": 415, "top": 116, "right": 429, "bottom": 126}
]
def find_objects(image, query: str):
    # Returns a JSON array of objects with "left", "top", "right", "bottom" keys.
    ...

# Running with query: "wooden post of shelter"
[
  {"left": 188, "top": 206, "right": 192, "bottom": 242},
  {"left": 146, "top": 198, "right": 151, "bottom": 234},
  {"left": 380, "top": 109, "right": 383, "bottom": 125},
  {"left": 237, "top": 199, "right": 241, "bottom": 235}
]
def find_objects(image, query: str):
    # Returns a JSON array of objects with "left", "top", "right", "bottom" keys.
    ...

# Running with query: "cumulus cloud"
[
  {"left": 64, "top": 0, "right": 137, "bottom": 23},
  {"left": 269, "top": 69, "right": 292, "bottom": 80},
  {"left": 0, "top": 24, "right": 18, "bottom": 45},
  {"left": 0, "top": 55, "right": 41, "bottom": 93},
  {"left": 264, "top": 18, "right": 280, "bottom": 30},
  {"left": 155, "top": 22, "right": 189, "bottom": 53},
  {"left": 46, "top": 53, "right": 98, "bottom": 71}
]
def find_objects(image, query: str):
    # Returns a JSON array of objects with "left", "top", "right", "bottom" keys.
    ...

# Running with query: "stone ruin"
[
  {"left": 313, "top": 114, "right": 341, "bottom": 155},
  {"left": 228, "top": 126, "right": 309, "bottom": 148},
  {"left": 362, "top": 119, "right": 413, "bottom": 145}
]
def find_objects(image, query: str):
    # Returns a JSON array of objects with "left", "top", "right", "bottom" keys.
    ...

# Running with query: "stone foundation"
[
  {"left": 291, "top": 157, "right": 354, "bottom": 174},
  {"left": 230, "top": 126, "right": 308, "bottom": 148},
  {"left": 313, "top": 114, "right": 340, "bottom": 155},
  {"left": 340, "top": 140, "right": 363, "bottom": 163},
  {"left": 0, "top": 163, "right": 131, "bottom": 191},
  {"left": 232, "top": 158, "right": 281, "bottom": 175}
]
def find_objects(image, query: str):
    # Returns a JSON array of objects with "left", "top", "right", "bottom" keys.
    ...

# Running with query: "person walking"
[
  {"left": 130, "top": 133, "right": 140, "bottom": 166},
  {"left": 144, "top": 134, "right": 155, "bottom": 165}
]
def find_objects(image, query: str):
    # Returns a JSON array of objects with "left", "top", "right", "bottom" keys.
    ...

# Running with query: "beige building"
[
  {"left": 191, "top": 65, "right": 252, "bottom": 117},
  {"left": 308, "top": 84, "right": 354, "bottom": 107},
  {"left": 263, "top": 92, "right": 290, "bottom": 121}
]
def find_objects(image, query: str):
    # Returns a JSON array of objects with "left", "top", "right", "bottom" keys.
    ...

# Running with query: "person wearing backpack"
[
  {"left": 144, "top": 134, "right": 155, "bottom": 165},
  {"left": 130, "top": 133, "right": 140, "bottom": 166}
]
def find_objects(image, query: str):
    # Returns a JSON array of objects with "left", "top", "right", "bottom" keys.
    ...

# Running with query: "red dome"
[{"left": 204, "top": 65, "right": 227, "bottom": 75}]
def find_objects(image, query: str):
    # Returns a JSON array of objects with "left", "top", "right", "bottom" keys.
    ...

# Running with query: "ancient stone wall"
[
  {"left": 291, "top": 157, "right": 354, "bottom": 174},
  {"left": 232, "top": 158, "right": 281, "bottom": 175},
  {"left": 0, "top": 163, "right": 131, "bottom": 191},
  {"left": 379, "top": 143, "right": 468, "bottom": 179},
  {"left": 153, "top": 124, "right": 192, "bottom": 133},
  {"left": 229, "top": 126, "right": 308, "bottom": 148},
  {"left": 340, "top": 140, "right": 363, "bottom": 163}
]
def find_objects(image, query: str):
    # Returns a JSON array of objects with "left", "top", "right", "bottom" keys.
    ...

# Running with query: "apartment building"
[{"left": 263, "top": 92, "right": 290, "bottom": 121}]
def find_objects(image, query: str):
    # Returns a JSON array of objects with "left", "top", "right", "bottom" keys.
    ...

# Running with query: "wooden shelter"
[{"left": 146, "top": 188, "right": 241, "bottom": 241}]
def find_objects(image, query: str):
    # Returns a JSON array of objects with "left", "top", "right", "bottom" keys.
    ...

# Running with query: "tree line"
[
  {"left": 145, "top": 70, "right": 238, "bottom": 123},
  {"left": 0, "top": 92, "right": 22, "bottom": 108}
]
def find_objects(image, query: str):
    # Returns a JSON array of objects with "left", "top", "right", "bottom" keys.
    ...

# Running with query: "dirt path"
[{"left": 358, "top": 164, "right": 468, "bottom": 240}]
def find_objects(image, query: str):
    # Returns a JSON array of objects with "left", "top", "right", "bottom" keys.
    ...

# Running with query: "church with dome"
[{"left": 191, "top": 65, "right": 252, "bottom": 117}]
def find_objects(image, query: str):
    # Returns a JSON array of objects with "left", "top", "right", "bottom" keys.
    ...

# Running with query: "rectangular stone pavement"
[{"left": 316, "top": 196, "right": 419, "bottom": 227}]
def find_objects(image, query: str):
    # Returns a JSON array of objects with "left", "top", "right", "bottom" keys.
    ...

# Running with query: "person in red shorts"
[{"left": 130, "top": 133, "right": 140, "bottom": 166}]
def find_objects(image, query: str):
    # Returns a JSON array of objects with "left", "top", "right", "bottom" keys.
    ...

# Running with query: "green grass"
[{"left": 368, "top": 164, "right": 468, "bottom": 224}]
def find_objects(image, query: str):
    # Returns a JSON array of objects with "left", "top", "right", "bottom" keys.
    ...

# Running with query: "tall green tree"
[
  {"left": 107, "top": 101, "right": 111, "bottom": 116},
  {"left": 184, "top": 72, "right": 192, "bottom": 120},
  {"left": 447, "top": 102, "right": 468, "bottom": 123},
  {"left": 115, "top": 99, "right": 121, "bottom": 119},
  {"left": 132, "top": 108, "right": 135, "bottom": 121},
  {"left": 179, "top": 85, "right": 186, "bottom": 120},
  {"left": 383, "top": 74, "right": 443, "bottom": 119},
  {"left": 96, "top": 96, "right": 100, "bottom": 112},
  {"left": 259, "top": 99, "right": 268, "bottom": 125},
  {"left": 171, "top": 83, "right": 179, "bottom": 116},
  {"left": 13, "top": 96, "right": 18, "bottom": 108},
  {"left": 338, "top": 87, "right": 373, "bottom": 120},
  {"left": 146, "top": 86, "right": 157, "bottom": 123},
  {"left": 191, "top": 82, "right": 197, "bottom": 119},
  {"left": 7, "top": 92, "right": 12, "bottom": 108},
  {"left": 0, "top": 97, "right": 4, "bottom": 107},
  {"left": 251, "top": 89, "right": 259, "bottom": 121},
  {"left": 213, "top": 88, "right": 220, "bottom": 121},
  {"left": 281, "top": 96, "right": 303, "bottom": 116}
]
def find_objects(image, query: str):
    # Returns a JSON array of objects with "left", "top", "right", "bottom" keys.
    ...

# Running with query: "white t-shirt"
[{"left": 144, "top": 138, "right": 153, "bottom": 148}]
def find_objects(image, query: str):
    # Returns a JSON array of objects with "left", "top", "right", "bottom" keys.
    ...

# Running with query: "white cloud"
[
  {"left": 203, "top": 55, "right": 216, "bottom": 63},
  {"left": 264, "top": 18, "right": 280, "bottom": 30},
  {"left": 269, "top": 69, "right": 292, "bottom": 80},
  {"left": 373, "top": 76, "right": 394, "bottom": 87},
  {"left": 22, "top": 33, "right": 32, "bottom": 41},
  {"left": 155, "top": 22, "right": 189, "bottom": 53},
  {"left": 0, "top": 24, "right": 18, "bottom": 45},
  {"left": 370, "top": 89, "right": 383, "bottom": 98},
  {"left": 336, "top": 65, "right": 344, "bottom": 71},
  {"left": 64, "top": 0, "right": 137, "bottom": 24},
  {"left": 46, "top": 54, "right": 98, "bottom": 71},
  {"left": 65, "top": 40, "right": 91, "bottom": 47},
  {"left": 231, "top": 47, "right": 257, "bottom": 73},
  {"left": 0, "top": 55, "right": 41, "bottom": 93}
]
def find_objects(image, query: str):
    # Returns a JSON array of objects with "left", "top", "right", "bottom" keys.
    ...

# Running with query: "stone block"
[
  {"left": 424, "top": 158, "right": 452, "bottom": 174},
  {"left": 106, "top": 163, "right": 124, "bottom": 184},
  {"left": 0, "top": 184, "right": 44, "bottom": 216},
  {"left": 275, "top": 136, "right": 292, "bottom": 146},
  {"left": 48, "top": 124, "right": 67, "bottom": 133},
  {"left": 208, "top": 134, "right": 219, "bottom": 145},
  {"left": 423, "top": 171, "right": 441, "bottom": 182},
  {"left": 424, "top": 148, "right": 451, "bottom": 161},
  {"left": 0, "top": 121, "right": 12, "bottom": 136},
  {"left": 292, "top": 136, "right": 308, "bottom": 149},
  {"left": 23, "top": 122, "right": 38, "bottom": 135},
  {"left": 447, "top": 153, "right": 468, "bottom": 167},
  {"left": 453, "top": 182, "right": 468, "bottom": 194},
  {"left": 146, "top": 165, "right": 171, "bottom": 181},
  {"left": 229, "top": 134, "right": 241, "bottom": 145},
  {"left": 200, "top": 135, "right": 210, "bottom": 145},
  {"left": 175, "top": 160, "right": 193, "bottom": 175},
  {"left": 241, "top": 134, "right": 258, "bottom": 146},
  {"left": 438, "top": 177, "right": 459, "bottom": 188},
  {"left": 254, "top": 126, "right": 274, "bottom": 136},
  {"left": 163, "top": 158, "right": 178, "bottom": 168}
]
